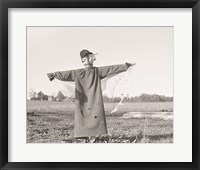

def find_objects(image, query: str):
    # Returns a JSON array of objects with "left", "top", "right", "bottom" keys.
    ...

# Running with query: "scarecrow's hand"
[
  {"left": 130, "top": 62, "right": 136, "bottom": 66},
  {"left": 125, "top": 62, "right": 136, "bottom": 68},
  {"left": 47, "top": 73, "right": 55, "bottom": 81}
]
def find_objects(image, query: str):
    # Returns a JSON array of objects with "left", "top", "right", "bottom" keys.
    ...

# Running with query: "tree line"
[
  {"left": 29, "top": 90, "right": 66, "bottom": 101},
  {"left": 103, "top": 94, "right": 173, "bottom": 103},
  {"left": 29, "top": 89, "right": 173, "bottom": 102}
]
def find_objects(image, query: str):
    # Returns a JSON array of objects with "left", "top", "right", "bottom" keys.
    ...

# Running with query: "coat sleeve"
[
  {"left": 47, "top": 69, "right": 76, "bottom": 82},
  {"left": 98, "top": 63, "right": 132, "bottom": 79}
]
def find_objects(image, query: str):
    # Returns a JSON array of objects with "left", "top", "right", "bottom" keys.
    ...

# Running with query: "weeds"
[{"left": 27, "top": 101, "right": 173, "bottom": 143}]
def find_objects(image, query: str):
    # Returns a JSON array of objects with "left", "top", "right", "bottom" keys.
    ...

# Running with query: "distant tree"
[
  {"left": 113, "top": 97, "right": 121, "bottom": 102},
  {"left": 29, "top": 88, "right": 37, "bottom": 100},
  {"left": 56, "top": 91, "right": 66, "bottom": 101},
  {"left": 103, "top": 95, "right": 110, "bottom": 103}
]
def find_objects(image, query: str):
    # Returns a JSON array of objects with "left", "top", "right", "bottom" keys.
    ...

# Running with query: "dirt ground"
[{"left": 27, "top": 101, "right": 173, "bottom": 143}]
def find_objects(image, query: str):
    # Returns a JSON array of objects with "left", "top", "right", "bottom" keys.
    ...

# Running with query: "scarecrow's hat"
[{"left": 80, "top": 49, "right": 93, "bottom": 59}]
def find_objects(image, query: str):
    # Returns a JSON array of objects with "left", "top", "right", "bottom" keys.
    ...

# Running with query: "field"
[{"left": 27, "top": 101, "right": 173, "bottom": 143}]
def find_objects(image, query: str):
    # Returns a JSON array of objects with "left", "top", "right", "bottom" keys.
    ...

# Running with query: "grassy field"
[{"left": 27, "top": 101, "right": 173, "bottom": 143}]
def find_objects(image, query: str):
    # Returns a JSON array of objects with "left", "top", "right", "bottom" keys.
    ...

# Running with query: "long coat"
[{"left": 48, "top": 63, "right": 131, "bottom": 137}]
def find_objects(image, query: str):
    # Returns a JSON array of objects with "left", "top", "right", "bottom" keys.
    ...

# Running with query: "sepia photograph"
[{"left": 27, "top": 26, "right": 173, "bottom": 143}]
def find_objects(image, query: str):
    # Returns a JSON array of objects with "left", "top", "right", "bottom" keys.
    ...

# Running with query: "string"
[{"left": 110, "top": 66, "right": 134, "bottom": 113}]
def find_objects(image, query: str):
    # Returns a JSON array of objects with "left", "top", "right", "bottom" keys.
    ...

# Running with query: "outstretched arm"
[
  {"left": 47, "top": 69, "right": 76, "bottom": 82},
  {"left": 98, "top": 62, "right": 135, "bottom": 79}
]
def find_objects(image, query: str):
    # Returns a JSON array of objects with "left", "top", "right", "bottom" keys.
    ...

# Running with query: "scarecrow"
[{"left": 47, "top": 49, "right": 135, "bottom": 138}]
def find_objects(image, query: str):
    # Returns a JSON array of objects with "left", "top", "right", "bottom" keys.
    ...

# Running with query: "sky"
[{"left": 27, "top": 26, "right": 173, "bottom": 98}]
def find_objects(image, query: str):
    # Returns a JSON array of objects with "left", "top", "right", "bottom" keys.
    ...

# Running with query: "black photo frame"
[{"left": 0, "top": 0, "right": 199, "bottom": 169}]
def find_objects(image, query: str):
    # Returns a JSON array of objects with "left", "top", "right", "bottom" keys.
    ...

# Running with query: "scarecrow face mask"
[{"left": 82, "top": 54, "right": 96, "bottom": 66}]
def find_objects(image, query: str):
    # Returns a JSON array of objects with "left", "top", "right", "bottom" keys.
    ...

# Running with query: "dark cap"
[{"left": 80, "top": 49, "right": 93, "bottom": 59}]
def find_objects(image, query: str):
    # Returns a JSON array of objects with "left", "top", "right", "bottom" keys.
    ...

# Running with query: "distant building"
[
  {"left": 48, "top": 96, "right": 53, "bottom": 101},
  {"left": 37, "top": 91, "right": 48, "bottom": 100}
]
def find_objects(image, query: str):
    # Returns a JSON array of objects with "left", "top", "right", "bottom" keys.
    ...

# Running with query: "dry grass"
[{"left": 27, "top": 101, "right": 173, "bottom": 143}]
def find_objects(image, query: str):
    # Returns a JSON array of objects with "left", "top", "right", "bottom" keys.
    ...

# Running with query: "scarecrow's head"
[{"left": 80, "top": 49, "right": 97, "bottom": 67}]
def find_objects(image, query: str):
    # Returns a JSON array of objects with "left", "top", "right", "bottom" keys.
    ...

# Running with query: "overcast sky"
[{"left": 27, "top": 26, "right": 173, "bottom": 97}]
